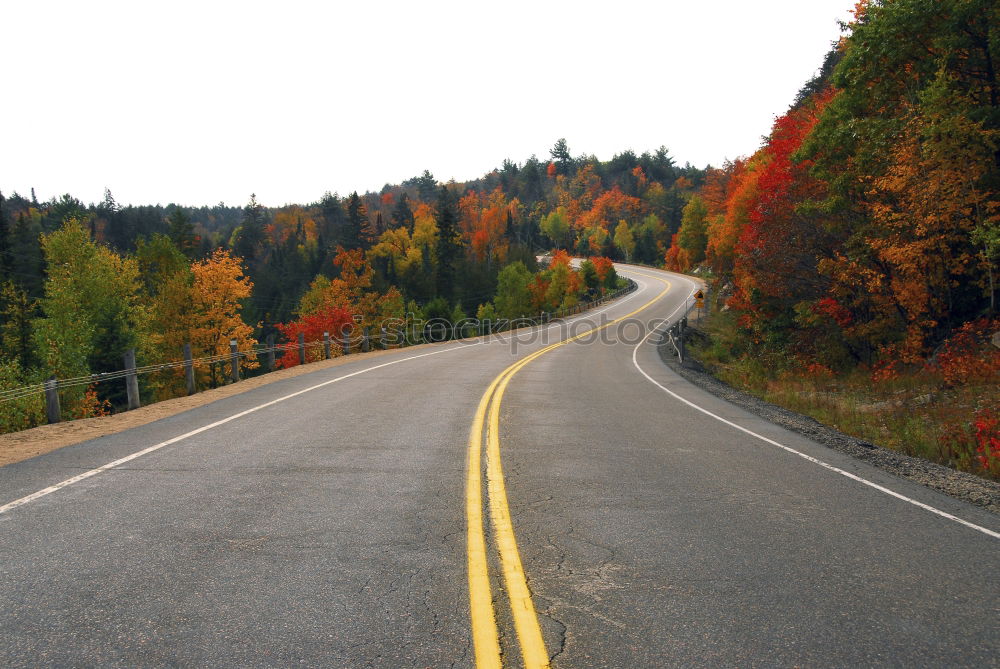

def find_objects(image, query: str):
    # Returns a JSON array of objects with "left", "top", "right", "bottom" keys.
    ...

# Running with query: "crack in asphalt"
[{"left": 541, "top": 608, "right": 568, "bottom": 665}]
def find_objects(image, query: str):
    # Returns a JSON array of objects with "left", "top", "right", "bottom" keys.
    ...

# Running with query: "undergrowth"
[{"left": 689, "top": 310, "right": 1000, "bottom": 480}]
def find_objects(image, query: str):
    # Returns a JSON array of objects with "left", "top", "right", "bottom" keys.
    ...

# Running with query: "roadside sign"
[
  {"left": 694, "top": 289, "right": 704, "bottom": 300},
  {"left": 696, "top": 298, "right": 704, "bottom": 309}
]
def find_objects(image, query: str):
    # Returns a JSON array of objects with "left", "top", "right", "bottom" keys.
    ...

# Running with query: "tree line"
[
  {"left": 663, "top": 0, "right": 999, "bottom": 476},
  {"left": 665, "top": 0, "right": 998, "bottom": 373},
  {"left": 0, "top": 143, "right": 688, "bottom": 430}
]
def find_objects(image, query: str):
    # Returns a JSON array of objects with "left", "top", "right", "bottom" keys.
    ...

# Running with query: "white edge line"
[
  {"left": 627, "top": 270, "right": 1000, "bottom": 541},
  {"left": 0, "top": 279, "right": 653, "bottom": 517},
  {"left": 1, "top": 342, "right": 483, "bottom": 515}
]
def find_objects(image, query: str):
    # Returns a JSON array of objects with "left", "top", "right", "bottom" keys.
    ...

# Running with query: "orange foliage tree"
[{"left": 187, "top": 250, "right": 259, "bottom": 386}]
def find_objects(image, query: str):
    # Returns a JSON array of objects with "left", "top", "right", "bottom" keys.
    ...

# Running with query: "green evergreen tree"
[
  {"left": 49, "top": 194, "right": 88, "bottom": 229},
  {"left": 579, "top": 259, "right": 600, "bottom": 297},
  {"left": 392, "top": 192, "right": 415, "bottom": 231},
  {"left": 0, "top": 281, "right": 38, "bottom": 370},
  {"left": 343, "top": 192, "right": 374, "bottom": 250},
  {"left": 434, "top": 186, "right": 462, "bottom": 300},
  {"left": 233, "top": 194, "right": 266, "bottom": 261},
  {"left": 166, "top": 208, "right": 197, "bottom": 258},
  {"left": 415, "top": 170, "right": 437, "bottom": 201},
  {"left": 98, "top": 188, "right": 118, "bottom": 217},
  {"left": 318, "top": 191, "right": 345, "bottom": 238},
  {"left": 549, "top": 138, "right": 573, "bottom": 175},
  {"left": 11, "top": 212, "right": 43, "bottom": 298},
  {"left": 0, "top": 191, "right": 10, "bottom": 281}
]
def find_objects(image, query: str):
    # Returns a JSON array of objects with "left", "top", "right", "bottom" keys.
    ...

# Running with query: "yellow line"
[
  {"left": 486, "top": 352, "right": 551, "bottom": 667},
  {"left": 467, "top": 275, "right": 673, "bottom": 668},
  {"left": 466, "top": 373, "right": 506, "bottom": 669}
]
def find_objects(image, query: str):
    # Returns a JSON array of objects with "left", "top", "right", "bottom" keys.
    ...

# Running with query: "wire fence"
[
  {"left": 0, "top": 339, "right": 327, "bottom": 402},
  {"left": 1, "top": 280, "right": 638, "bottom": 421}
]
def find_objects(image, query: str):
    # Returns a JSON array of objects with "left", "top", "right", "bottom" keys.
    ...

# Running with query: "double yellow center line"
[{"left": 465, "top": 274, "right": 672, "bottom": 668}]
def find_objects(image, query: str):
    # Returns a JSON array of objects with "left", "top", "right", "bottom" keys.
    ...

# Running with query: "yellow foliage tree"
[{"left": 157, "top": 250, "right": 258, "bottom": 388}]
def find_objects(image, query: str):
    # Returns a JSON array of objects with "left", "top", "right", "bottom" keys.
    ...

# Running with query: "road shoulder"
[
  {"left": 0, "top": 348, "right": 403, "bottom": 468},
  {"left": 657, "top": 330, "right": 1000, "bottom": 515}
]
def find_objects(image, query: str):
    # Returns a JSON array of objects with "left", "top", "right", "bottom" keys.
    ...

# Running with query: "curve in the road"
[
  {"left": 470, "top": 264, "right": 999, "bottom": 668},
  {"left": 0, "top": 286, "right": 649, "bottom": 520},
  {"left": 466, "top": 277, "right": 673, "bottom": 668},
  {"left": 625, "top": 268, "right": 1000, "bottom": 541}
]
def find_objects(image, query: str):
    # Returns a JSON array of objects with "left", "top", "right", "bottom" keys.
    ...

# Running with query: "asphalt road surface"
[{"left": 1, "top": 264, "right": 997, "bottom": 668}]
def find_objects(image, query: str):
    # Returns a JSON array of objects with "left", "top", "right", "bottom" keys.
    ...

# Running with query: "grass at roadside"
[{"left": 688, "top": 310, "right": 1000, "bottom": 481}]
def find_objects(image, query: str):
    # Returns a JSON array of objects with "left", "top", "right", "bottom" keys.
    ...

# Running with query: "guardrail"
[{"left": 660, "top": 288, "right": 709, "bottom": 364}]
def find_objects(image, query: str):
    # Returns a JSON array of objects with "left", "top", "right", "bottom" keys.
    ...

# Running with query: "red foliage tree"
[
  {"left": 275, "top": 306, "right": 354, "bottom": 368},
  {"left": 590, "top": 256, "right": 614, "bottom": 284},
  {"left": 728, "top": 89, "right": 835, "bottom": 342}
]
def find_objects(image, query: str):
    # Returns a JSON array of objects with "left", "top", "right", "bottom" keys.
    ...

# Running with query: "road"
[{"left": 1, "top": 264, "right": 997, "bottom": 668}]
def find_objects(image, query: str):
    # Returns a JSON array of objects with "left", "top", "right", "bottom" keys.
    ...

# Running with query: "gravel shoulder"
[
  {"left": 0, "top": 347, "right": 404, "bottom": 469},
  {"left": 657, "top": 327, "right": 1000, "bottom": 515}
]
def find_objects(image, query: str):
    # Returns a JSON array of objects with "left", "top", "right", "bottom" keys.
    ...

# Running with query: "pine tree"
[
  {"left": 549, "top": 138, "right": 573, "bottom": 175},
  {"left": 233, "top": 193, "right": 266, "bottom": 261},
  {"left": 318, "top": 192, "right": 345, "bottom": 238},
  {"left": 166, "top": 208, "right": 197, "bottom": 257},
  {"left": 416, "top": 170, "right": 437, "bottom": 201},
  {"left": 0, "top": 281, "right": 37, "bottom": 369},
  {"left": 0, "top": 191, "right": 10, "bottom": 281},
  {"left": 11, "top": 212, "right": 43, "bottom": 297},
  {"left": 435, "top": 186, "right": 462, "bottom": 300},
  {"left": 99, "top": 188, "right": 119, "bottom": 216},
  {"left": 343, "top": 192, "right": 375, "bottom": 249},
  {"left": 392, "top": 192, "right": 414, "bottom": 231}
]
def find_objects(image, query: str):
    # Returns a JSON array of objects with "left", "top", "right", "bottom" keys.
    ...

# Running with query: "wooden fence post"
[
  {"left": 323, "top": 331, "right": 331, "bottom": 360},
  {"left": 184, "top": 343, "right": 196, "bottom": 395},
  {"left": 298, "top": 332, "right": 306, "bottom": 366},
  {"left": 362, "top": 327, "right": 371, "bottom": 352},
  {"left": 124, "top": 348, "right": 140, "bottom": 410},
  {"left": 266, "top": 334, "right": 275, "bottom": 372},
  {"left": 342, "top": 328, "right": 350, "bottom": 355},
  {"left": 230, "top": 339, "right": 240, "bottom": 383},
  {"left": 45, "top": 376, "right": 60, "bottom": 424}
]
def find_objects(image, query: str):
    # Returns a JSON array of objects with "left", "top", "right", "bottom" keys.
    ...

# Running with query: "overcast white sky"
[{"left": 3, "top": 1, "right": 853, "bottom": 208}]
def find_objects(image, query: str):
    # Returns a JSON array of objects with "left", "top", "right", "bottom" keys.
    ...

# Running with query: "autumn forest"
[{"left": 0, "top": 0, "right": 998, "bottom": 475}]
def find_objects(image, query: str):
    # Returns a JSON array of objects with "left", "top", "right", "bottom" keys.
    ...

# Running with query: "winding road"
[{"left": 1, "top": 264, "right": 997, "bottom": 668}]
